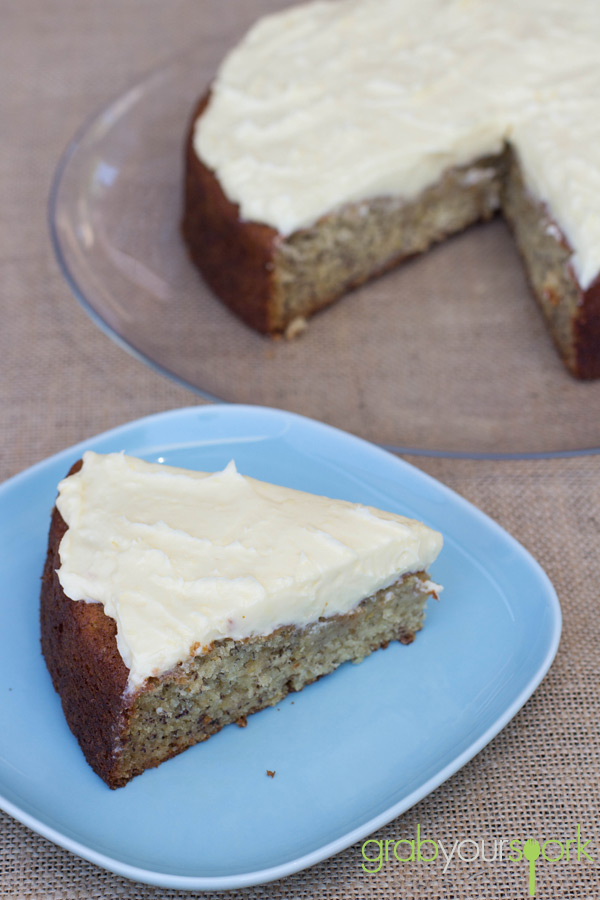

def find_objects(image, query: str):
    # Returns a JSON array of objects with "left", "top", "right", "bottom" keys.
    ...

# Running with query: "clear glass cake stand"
[{"left": 49, "top": 44, "right": 600, "bottom": 458}]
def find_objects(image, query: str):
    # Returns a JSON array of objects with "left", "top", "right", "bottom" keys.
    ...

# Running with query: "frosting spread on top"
[
  {"left": 56, "top": 452, "right": 443, "bottom": 690},
  {"left": 194, "top": 0, "right": 600, "bottom": 288}
]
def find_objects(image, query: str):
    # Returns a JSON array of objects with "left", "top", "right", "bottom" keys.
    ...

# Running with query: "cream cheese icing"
[
  {"left": 194, "top": 0, "right": 600, "bottom": 289},
  {"left": 56, "top": 452, "right": 443, "bottom": 690}
]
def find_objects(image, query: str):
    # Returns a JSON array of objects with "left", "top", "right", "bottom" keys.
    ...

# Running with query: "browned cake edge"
[
  {"left": 182, "top": 92, "right": 600, "bottom": 378},
  {"left": 40, "top": 462, "right": 131, "bottom": 787},
  {"left": 501, "top": 151, "right": 600, "bottom": 379},
  {"left": 181, "top": 94, "right": 281, "bottom": 334},
  {"left": 40, "top": 463, "right": 438, "bottom": 789}
]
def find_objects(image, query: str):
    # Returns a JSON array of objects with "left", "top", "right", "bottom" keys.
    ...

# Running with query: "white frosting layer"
[
  {"left": 195, "top": 0, "right": 600, "bottom": 288},
  {"left": 56, "top": 452, "right": 443, "bottom": 690}
]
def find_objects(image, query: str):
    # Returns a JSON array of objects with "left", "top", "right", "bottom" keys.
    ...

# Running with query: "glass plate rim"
[{"left": 47, "top": 51, "right": 226, "bottom": 411}]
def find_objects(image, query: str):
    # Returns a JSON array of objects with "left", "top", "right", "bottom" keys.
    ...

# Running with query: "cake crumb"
[
  {"left": 236, "top": 716, "right": 248, "bottom": 728},
  {"left": 266, "top": 769, "right": 276, "bottom": 778},
  {"left": 284, "top": 316, "right": 308, "bottom": 340}
]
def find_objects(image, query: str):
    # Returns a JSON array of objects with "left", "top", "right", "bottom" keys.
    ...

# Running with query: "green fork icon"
[{"left": 523, "top": 839, "right": 541, "bottom": 896}]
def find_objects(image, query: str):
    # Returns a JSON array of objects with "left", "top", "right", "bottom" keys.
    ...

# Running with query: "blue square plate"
[{"left": 0, "top": 405, "right": 561, "bottom": 890}]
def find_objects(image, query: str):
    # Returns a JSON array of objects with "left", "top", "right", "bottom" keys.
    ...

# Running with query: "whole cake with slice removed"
[
  {"left": 40, "top": 452, "right": 443, "bottom": 788},
  {"left": 182, "top": 0, "right": 600, "bottom": 377}
]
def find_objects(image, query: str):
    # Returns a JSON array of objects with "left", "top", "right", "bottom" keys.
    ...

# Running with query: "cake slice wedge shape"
[{"left": 41, "top": 451, "right": 442, "bottom": 788}]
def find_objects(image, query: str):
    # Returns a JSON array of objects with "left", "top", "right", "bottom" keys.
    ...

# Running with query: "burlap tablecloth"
[{"left": 2, "top": 2, "right": 600, "bottom": 897}]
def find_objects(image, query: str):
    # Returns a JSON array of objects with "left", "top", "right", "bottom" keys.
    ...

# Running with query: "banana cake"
[
  {"left": 40, "top": 452, "right": 443, "bottom": 788},
  {"left": 182, "top": 0, "right": 600, "bottom": 378}
]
